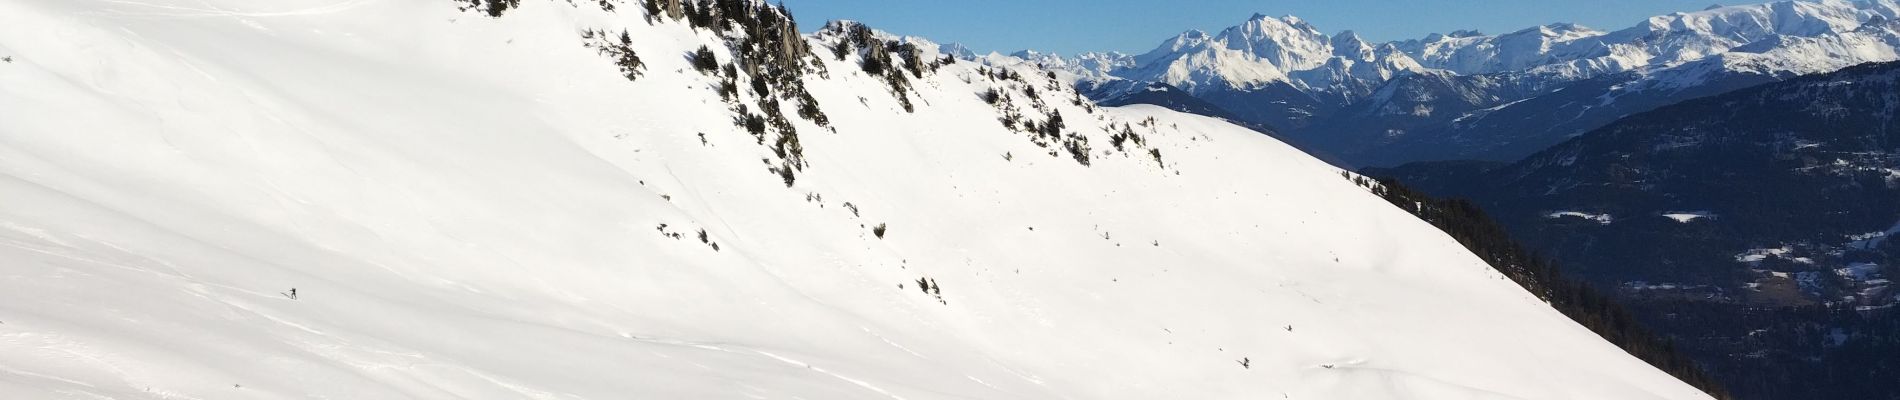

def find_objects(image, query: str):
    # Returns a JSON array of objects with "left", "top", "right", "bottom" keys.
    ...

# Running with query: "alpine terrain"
[
  {"left": 0, "top": 0, "right": 1720, "bottom": 399},
  {"left": 1028, "top": 0, "right": 1900, "bottom": 167}
]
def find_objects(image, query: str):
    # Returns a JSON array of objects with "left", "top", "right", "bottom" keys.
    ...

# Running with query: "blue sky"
[{"left": 778, "top": 0, "right": 1739, "bottom": 55}]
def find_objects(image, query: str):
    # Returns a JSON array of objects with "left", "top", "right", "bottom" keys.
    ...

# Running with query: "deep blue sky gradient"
[{"left": 779, "top": 0, "right": 1738, "bottom": 55}]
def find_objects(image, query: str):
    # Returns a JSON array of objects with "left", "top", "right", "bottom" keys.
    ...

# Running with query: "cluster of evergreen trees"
[
  {"left": 471, "top": 0, "right": 832, "bottom": 187},
  {"left": 646, "top": 0, "right": 829, "bottom": 187},
  {"left": 1632, "top": 300, "right": 1900, "bottom": 400},
  {"left": 914, "top": 277, "right": 944, "bottom": 304},
  {"left": 1359, "top": 175, "right": 1732, "bottom": 399},
  {"left": 970, "top": 66, "right": 1104, "bottom": 167},
  {"left": 580, "top": 29, "right": 645, "bottom": 81},
  {"left": 820, "top": 21, "right": 949, "bottom": 113},
  {"left": 979, "top": 66, "right": 1031, "bottom": 133}
]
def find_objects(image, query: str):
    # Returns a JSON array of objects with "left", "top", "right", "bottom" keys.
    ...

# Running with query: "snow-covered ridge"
[
  {"left": 1004, "top": 49, "right": 1134, "bottom": 82},
  {"left": 0, "top": 0, "right": 1712, "bottom": 399}
]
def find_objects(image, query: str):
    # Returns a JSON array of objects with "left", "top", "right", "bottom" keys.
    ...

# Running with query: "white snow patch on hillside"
[
  {"left": 1849, "top": 219, "right": 1900, "bottom": 250},
  {"left": 1737, "top": 246, "right": 1814, "bottom": 264},
  {"left": 1547, "top": 211, "right": 1615, "bottom": 224},
  {"left": 1838, "top": 262, "right": 1884, "bottom": 281},
  {"left": 1661, "top": 211, "right": 1716, "bottom": 223}
]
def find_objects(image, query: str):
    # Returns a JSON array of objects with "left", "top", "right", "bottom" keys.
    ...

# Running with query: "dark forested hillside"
[
  {"left": 1354, "top": 176, "right": 1731, "bottom": 399},
  {"left": 1632, "top": 301, "right": 1900, "bottom": 400},
  {"left": 1366, "top": 60, "right": 1900, "bottom": 400}
]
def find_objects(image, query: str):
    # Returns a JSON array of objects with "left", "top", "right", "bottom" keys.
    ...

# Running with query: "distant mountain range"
[{"left": 996, "top": 0, "right": 1900, "bottom": 167}]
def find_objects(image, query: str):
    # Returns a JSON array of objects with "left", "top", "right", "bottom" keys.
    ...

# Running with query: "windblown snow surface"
[{"left": 0, "top": 0, "right": 1712, "bottom": 399}]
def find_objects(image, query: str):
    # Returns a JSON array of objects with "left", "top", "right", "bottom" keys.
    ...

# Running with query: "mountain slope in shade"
[
  {"left": 1368, "top": 60, "right": 1900, "bottom": 400},
  {"left": 1467, "top": 60, "right": 1900, "bottom": 299},
  {"left": 0, "top": 0, "right": 1716, "bottom": 399}
]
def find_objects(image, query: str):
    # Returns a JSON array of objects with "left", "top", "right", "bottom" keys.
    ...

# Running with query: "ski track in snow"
[
  {"left": 622, "top": 335, "right": 909, "bottom": 400},
  {"left": 96, "top": 0, "right": 381, "bottom": 19},
  {"left": 754, "top": 350, "right": 910, "bottom": 400}
]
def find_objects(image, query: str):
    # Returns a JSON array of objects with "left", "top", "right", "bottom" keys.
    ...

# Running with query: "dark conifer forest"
[{"left": 1359, "top": 176, "right": 1732, "bottom": 399}]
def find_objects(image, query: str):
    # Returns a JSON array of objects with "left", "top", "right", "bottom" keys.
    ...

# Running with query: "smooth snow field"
[{"left": 0, "top": 0, "right": 1712, "bottom": 399}]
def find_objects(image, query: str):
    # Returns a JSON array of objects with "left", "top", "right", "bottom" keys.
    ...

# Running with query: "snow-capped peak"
[
  {"left": 1214, "top": 13, "right": 1334, "bottom": 72},
  {"left": 1097, "top": 13, "right": 1430, "bottom": 96},
  {"left": 1044, "top": 0, "right": 1900, "bottom": 111},
  {"left": 939, "top": 42, "right": 979, "bottom": 60},
  {"left": 1331, "top": 30, "right": 1375, "bottom": 60},
  {"left": 1633, "top": 0, "right": 1867, "bottom": 41}
]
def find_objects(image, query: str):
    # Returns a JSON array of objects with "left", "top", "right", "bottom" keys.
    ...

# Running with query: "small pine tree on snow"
[
  {"left": 795, "top": 92, "right": 829, "bottom": 127},
  {"left": 612, "top": 31, "right": 645, "bottom": 80},
  {"left": 776, "top": 164, "right": 796, "bottom": 187},
  {"left": 739, "top": 113, "right": 767, "bottom": 140},
  {"left": 642, "top": 0, "right": 663, "bottom": 22},
  {"left": 1042, "top": 111, "right": 1065, "bottom": 139},
  {"left": 830, "top": 42, "right": 849, "bottom": 61},
  {"left": 691, "top": 45, "right": 720, "bottom": 72},
  {"left": 860, "top": 52, "right": 886, "bottom": 76}
]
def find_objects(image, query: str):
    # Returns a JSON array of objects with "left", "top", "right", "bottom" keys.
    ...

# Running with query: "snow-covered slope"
[
  {"left": 0, "top": 0, "right": 1712, "bottom": 399},
  {"left": 1094, "top": 14, "right": 1426, "bottom": 99}
]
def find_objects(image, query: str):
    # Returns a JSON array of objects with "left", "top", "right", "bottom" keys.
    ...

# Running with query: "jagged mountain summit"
[
  {"left": 0, "top": 0, "right": 1716, "bottom": 399},
  {"left": 1023, "top": 0, "right": 1900, "bottom": 167}
]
